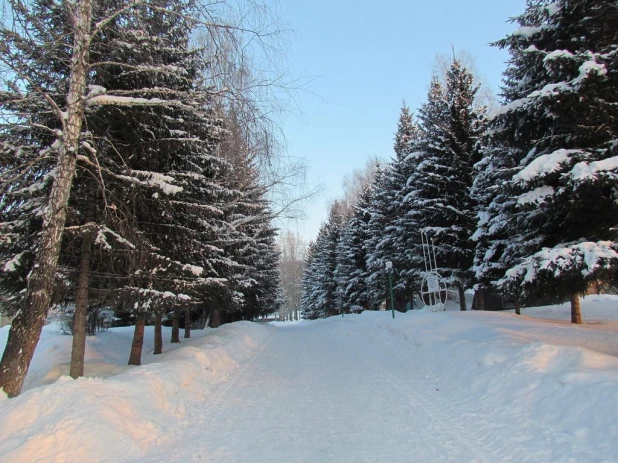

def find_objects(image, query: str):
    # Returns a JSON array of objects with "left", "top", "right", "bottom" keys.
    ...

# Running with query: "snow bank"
[
  {"left": 0, "top": 321, "right": 273, "bottom": 462},
  {"left": 2, "top": 298, "right": 618, "bottom": 461},
  {"left": 349, "top": 306, "right": 618, "bottom": 460}
]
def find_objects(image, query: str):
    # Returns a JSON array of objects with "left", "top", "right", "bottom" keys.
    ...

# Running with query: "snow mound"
[{"left": 0, "top": 321, "right": 273, "bottom": 462}]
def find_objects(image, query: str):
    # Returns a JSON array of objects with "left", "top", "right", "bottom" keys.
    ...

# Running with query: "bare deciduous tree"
[{"left": 277, "top": 230, "right": 306, "bottom": 321}]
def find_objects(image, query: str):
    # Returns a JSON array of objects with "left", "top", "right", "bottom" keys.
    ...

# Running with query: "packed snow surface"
[{"left": 1, "top": 296, "right": 618, "bottom": 462}]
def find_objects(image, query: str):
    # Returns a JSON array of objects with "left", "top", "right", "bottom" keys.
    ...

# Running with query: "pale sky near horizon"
[{"left": 276, "top": 0, "right": 526, "bottom": 243}]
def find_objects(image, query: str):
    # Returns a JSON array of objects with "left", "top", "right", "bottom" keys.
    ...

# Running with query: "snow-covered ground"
[{"left": 1, "top": 295, "right": 618, "bottom": 462}]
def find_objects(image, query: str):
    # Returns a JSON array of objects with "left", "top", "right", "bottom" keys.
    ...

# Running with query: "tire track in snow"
[
  {"left": 134, "top": 318, "right": 571, "bottom": 462},
  {"left": 358, "top": 318, "right": 565, "bottom": 462},
  {"left": 133, "top": 329, "right": 276, "bottom": 463},
  {"left": 197, "top": 330, "right": 277, "bottom": 423},
  {"left": 341, "top": 331, "right": 504, "bottom": 463}
]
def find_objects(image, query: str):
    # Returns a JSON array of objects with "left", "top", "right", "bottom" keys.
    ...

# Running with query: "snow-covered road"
[
  {"left": 136, "top": 315, "right": 598, "bottom": 463},
  {"left": 2, "top": 303, "right": 618, "bottom": 462}
]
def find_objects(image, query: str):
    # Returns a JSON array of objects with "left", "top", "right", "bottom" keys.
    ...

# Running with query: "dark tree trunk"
[
  {"left": 70, "top": 190, "right": 96, "bottom": 379},
  {"left": 184, "top": 308, "right": 191, "bottom": 338},
  {"left": 171, "top": 309, "right": 180, "bottom": 343},
  {"left": 211, "top": 309, "right": 221, "bottom": 328},
  {"left": 88, "top": 307, "right": 98, "bottom": 335},
  {"left": 70, "top": 232, "right": 93, "bottom": 378},
  {"left": 514, "top": 301, "right": 521, "bottom": 316},
  {"left": 128, "top": 313, "right": 146, "bottom": 365},
  {"left": 0, "top": 0, "right": 94, "bottom": 397},
  {"left": 570, "top": 293, "right": 582, "bottom": 324},
  {"left": 154, "top": 312, "right": 162, "bottom": 355},
  {"left": 458, "top": 285, "right": 467, "bottom": 311},
  {"left": 476, "top": 288, "right": 485, "bottom": 311}
]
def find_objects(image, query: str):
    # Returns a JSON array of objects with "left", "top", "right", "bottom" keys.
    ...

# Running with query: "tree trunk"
[
  {"left": 458, "top": 285, "right": 467, "bottom": 311},
  {"left": 153, "top": 312, "right": 162, "bottom": 355},
  {"left": 88, "top": 306, "right": 98, "bottom": 335},
  {"left": 171, "top": 309, "right": 180, "bottom": 343},
  {"left": 570, "top": 293, "right": 582, "bottom": 324},
  {"left": 211, "top": 309, "right": 221, "bottom": 328},
  {"left": 514, "top": 301, "right": 521, "bottom": 316},
  {"left": 69, "top": 230, "right": 94, "bottom": 378},
  {"left": 184, "top": 308, "right": 191, "bottom": 338},
  {"left": 128, "top": 313, "right": 146, "bottom": 365},
  {"left": 0, "top": 0, "right": 93, "bottom": 397},
  {"left": 70, "top": 189, "right": 96, "bottom": 379},
  {"left": 476, "top": 288, "right": 485, "bottom": 311},
  {"left": 200, "top": 307, "right": 208, "bottom": 329}
]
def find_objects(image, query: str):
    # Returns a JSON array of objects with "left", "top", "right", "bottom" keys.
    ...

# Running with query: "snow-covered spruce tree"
[
  {"left": 206, "top": 107, "right": 283, "bottom": 324},
  {"left": 483, "top": 0, "right": 618, "bottom": 323},
  {"left": 389, "top": 104, "right": 424, "bottom": 305},
  {"left": 364, "top": 166, "right": 391, "bottom": 309},
  {"left": 86, "top": 0, "right": 241, "bottom": 360},
  {"left": 334, "top": 182, "right": 374, "bottom": 314},
  {"left": 300, "top": 239, "right": 317, "bottom": 319},
  {"left": 301, "top": 202, "right": 346, "bottom": 319},
  {"left": 405, "top": 60, "right": 484, "bottom": 310},
  {"left": 365, "top": 107, "right": 418, "bottom": 311},
  {"left": 470, "top": 123, "right": 529, "bottom": 312},
  {"left": 334, "top": 219, "right": 355, "bottom": 313},
  {"left": 225, "top": 175, "right": 282, "bottom": 322}
]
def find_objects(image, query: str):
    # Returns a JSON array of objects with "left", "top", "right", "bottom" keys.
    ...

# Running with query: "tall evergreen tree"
[
  {"left": 334, "top": 182, "right": 374, "bottom": 313},
  {"left": 389, "top": 106, "right": 423, "bottom": 304},
  {"left": 84, "top": 0, "right": 239, "bottom": 361},
  {"left": 300, "top": 238, "right": 319, "bottom": 319},
  {"left": 365, "top": 105, "right": 417, "bottom": 310},
  {"left": 300, "top": 202, "right": 346, "bottom": 319},
  {"left": 479, "top": 0, "right": 618, "bottom": 322},
  {"left": 405, "top": 60, "right": 484, "bottom": 309}
]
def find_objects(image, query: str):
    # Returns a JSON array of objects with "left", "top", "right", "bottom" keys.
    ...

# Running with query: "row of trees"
[
  {"left": 0, "top": 0, "right": 286, "bottom": 396},
  {"left": 302, "top": 0, "right": 618, "bottom": 321}
]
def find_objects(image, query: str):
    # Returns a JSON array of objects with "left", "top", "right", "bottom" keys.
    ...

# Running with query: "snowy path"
[{"left": 135, "top": 318, "right": 569, "bottom": 463}]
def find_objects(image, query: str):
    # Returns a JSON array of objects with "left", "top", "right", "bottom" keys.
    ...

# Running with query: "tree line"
[
  {"left": 0, "top": 0, "right": 287, "bottom": 397},
  {"left": 301, "top": 0, "right": 618, "bottom": 321}
]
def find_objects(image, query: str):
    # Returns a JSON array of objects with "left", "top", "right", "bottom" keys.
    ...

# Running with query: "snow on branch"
[
  {"left": 571, "top": 156, "right": 618, "bottom": 182},
  {"left": 497, "top": 241, "right": 618, "bottom": 289},
  {"left": 517, "top": 186, "right": 555, "bottom": 205},
  {"left": 513, "top": 149, "right": 585, "bottom": 183},
  {"left": 94, "top": 226, "right": 136, "bottom": 250},
  {"left": 87, "top": 95, "right": 194, "bottom": 110},
  {"left": 2, "top": 253, "right": 24, "bottom": 273},
  {"left": 182, "top": 264, "right": 204, "bottom": 277},
  {"left": 573, "top": 60, "right": 607, "bottom": 86},
  {"left": 120, "top": 170, "right": 183, "bottom": 195},
  {"left": 511, "top": 26, "right": 545, "bottom": 38}
]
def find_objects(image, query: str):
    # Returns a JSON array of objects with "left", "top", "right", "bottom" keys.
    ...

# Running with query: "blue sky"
[{"left": 277, "top": 0, "right": 526, "bottom": 242}]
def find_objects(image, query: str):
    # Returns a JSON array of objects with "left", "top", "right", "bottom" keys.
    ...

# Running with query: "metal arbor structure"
[{"left": 419, "top": 230, "right": 448, "bottom": 310}]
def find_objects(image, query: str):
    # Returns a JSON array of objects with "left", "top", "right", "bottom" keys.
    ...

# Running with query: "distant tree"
[
  {"left": 364, "top": 166, "right": 391, "bottom": 309},
  {"left": 334, "top": 183, "right": 375, "bottom": 313},
  {"left": 278, "top": 231, "right": 306, "bottom": 321},
  {"left": 300, "top": 239, "right": 319, "bottom": 319},
  {"left": 300, "top": 201, "right": 346, "bottom": 319},
  {"left": 340, "top": 157, "right": 380, "bottom": 217}
]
